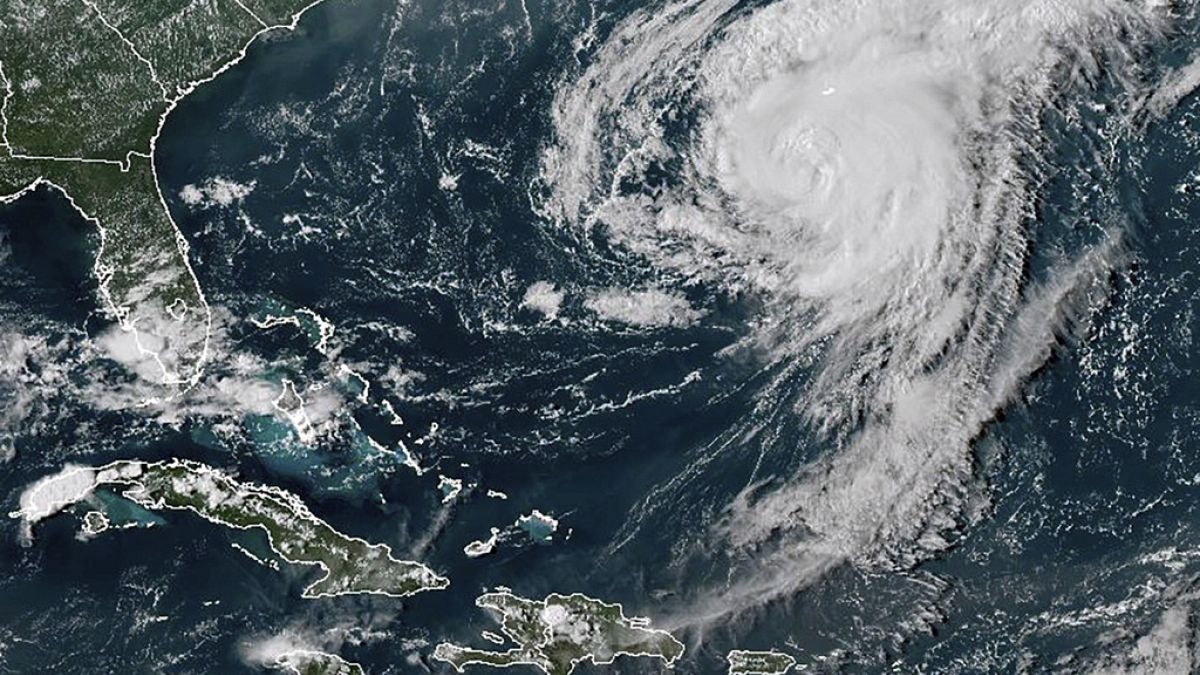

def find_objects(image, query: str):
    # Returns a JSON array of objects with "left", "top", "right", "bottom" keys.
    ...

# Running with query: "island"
[
  {"left": 80, "top": 510, "right": 112, "bottom": 536},
  {"left": 10, "top": 458, "right": 449, "bottom": 599},
  {"left": 726, "top": 650, "right": 797, "bottom": 675},
  {"left": 463, "top": 527, "right": 500, "bottom": 558},
  {"left": 516, "top": 509, "right": 558, "bottom": 543},
  {"left": 269, "top": 648, "right": 364, "bottom": 675},
  {"left": 433, "top": 591, "right": 685, "bottom": 675},
  {"left": 0, "top": 0, "right": 328, "bottom": 385}
]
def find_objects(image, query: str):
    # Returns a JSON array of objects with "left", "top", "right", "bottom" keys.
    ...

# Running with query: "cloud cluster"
[
  {"left": 179, "top": 176, "right": 256, "bottom": 209},
  {"left": 541, "top": 0, "right": 1164, "bottom": 621}
]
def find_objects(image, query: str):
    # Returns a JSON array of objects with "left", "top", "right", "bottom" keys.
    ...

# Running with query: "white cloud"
[
  {"left": 179, "top": 177, "right": 256, "bottom": 209},
  {"left": 584, "top": 287, "right": 703, "bottom": 328},
  {"left": 9, "top": 464, "right": 97, "bottom": 545},
  {"left": 1091, "top": 600, "right": 1200, "bottom": 674},
  {"left": 521, "top": 281, "right": 565, "bottom": 319}
]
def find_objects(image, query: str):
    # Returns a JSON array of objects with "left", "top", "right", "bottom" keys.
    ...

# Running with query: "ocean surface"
[{"left": 5, "top": 0, "right": 1200, "bottom": 672}]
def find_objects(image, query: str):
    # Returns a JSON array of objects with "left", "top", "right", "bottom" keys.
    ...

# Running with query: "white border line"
[
  {"left": 81, "top": 0, "right": 171, "bottom": 101},
  {"left": 0, "top": 0, "right": 337, "bottom": 392},
  {"left": 434, "top": 591, "right": 686, "bottom": 675}
]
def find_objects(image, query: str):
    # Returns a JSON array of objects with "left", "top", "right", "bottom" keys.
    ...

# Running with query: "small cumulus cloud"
[
  {"left": 521, "top": 281, "right": 565, "bottom": 320},
  {"left": 584, "top": 287, "right": 703, "bottom": 328},
  {"left": 179, "top": 177, "right": 256, "bottom": 209}
]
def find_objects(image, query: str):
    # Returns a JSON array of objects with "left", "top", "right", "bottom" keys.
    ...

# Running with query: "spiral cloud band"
[{"left": 540, "top": 0, "right": 1163, "bottom": 622}]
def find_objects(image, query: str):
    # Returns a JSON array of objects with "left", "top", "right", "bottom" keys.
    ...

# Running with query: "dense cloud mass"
[
  {"left": 8, "top": 0, "right": 1200, "bottom": 670},
  {"left": 540, "top": 0, "right": 1168, "bottom": 621}
]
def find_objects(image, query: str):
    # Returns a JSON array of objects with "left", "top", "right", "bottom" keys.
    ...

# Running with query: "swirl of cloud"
[
  {"left": 706, "top": 35, "right": 970, "bottom": 301},
  {"left": 539, "top": 0, "right": 1161, "bottom": 623}
]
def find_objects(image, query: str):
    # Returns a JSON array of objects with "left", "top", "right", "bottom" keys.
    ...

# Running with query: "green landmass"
[
  {"left": 269, "top": 648, "right": 365, "bottom": 675},
  {"left": 725, "top": 650, "right": 797, "bottom": 675},
  {"left": 433, "top": 591, "right": 685, "bottom": 675},
  {"left": 80, "top": 510, "right": 111, "bottom": 535},
  {"left": 20, "top": 459, "right": 450, "bottom": 598},
  {"left": 0, "top": 0, "right": 321, "bottom": 384}
]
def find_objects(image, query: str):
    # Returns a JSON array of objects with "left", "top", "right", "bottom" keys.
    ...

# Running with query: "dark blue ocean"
[{"left": 5, "top": 0, "right": 1200, "bottom": 673}]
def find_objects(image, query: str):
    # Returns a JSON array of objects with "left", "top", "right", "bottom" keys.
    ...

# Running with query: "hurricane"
[
  {"left": 539, "top": 0, "right": 1165, "bottom": 623},
  {"left": 10, "top": 0, "right": 1200, "bottom": 670}
]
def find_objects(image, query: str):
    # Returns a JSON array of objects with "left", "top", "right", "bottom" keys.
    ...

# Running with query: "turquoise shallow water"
[{"left": 5, "top": 0, "right": 1200, "bottom": 672}]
